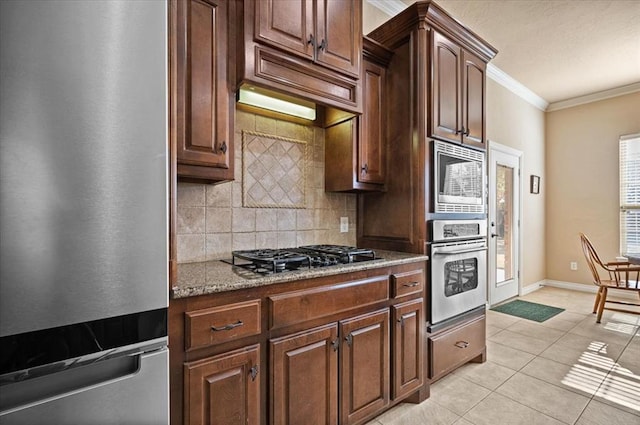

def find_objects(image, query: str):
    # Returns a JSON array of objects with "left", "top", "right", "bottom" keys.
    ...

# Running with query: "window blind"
[{"left": 620, "top": 134, "right": 640, "bottom": 254}]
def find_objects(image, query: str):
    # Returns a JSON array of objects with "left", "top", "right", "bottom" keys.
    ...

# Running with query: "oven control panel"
[{"left": 431, "top": 219, "right": 487, "bottom": 242}]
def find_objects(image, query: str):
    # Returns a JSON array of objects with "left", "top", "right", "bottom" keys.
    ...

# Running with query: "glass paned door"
[
  {"left": 488, "top": 144, "right": 520, "bottom": 306},
  {"left": 496, "top": 164, "right": 514, "bottom": 283}
]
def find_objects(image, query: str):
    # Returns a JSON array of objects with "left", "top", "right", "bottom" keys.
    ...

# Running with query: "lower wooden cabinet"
[
  {"left": 340, "top": 309, "right": 389, "bottom": 425},
  {"left": 428, "top": 314, "right": 486, "bottom": 381},
  {"left": 270, "top": 309, "right": 392, "bottom": 425},
  {"left": 392, "top": 299, "right": 424, "bottom": 400},
  {"left": 171, "top": 263, "right": 429, "bottom": 425},
  {"left": 270, "top": 324, "right": 339, "bottom": 425},
  {"left": 184, "top": 344, "right": 260, "bottom": 425}
]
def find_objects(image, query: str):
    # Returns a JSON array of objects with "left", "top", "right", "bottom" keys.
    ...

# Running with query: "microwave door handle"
[{"left": 433, "top": 247, "right": 488, "bottom": 255}]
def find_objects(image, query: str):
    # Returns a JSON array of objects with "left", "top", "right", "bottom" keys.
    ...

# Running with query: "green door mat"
[{"left": 490, "top": 300, "right": 565, "bottom": 322}]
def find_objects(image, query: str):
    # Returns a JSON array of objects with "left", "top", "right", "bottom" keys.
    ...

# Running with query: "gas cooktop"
[{"left": 231, "top": 245, "right": 376, "bottom": 275}]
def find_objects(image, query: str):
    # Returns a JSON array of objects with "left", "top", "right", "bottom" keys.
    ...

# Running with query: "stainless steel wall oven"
[{"left": 429, "top": 219, "right": 487, "bottom": 325}]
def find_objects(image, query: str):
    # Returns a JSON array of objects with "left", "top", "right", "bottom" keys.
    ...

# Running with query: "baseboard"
[
  {"left": 543, "top": 279, "right": 639, "bottom": 300},
  {"left": 520, "top": 281, "right": 543, "bottom": 296}
]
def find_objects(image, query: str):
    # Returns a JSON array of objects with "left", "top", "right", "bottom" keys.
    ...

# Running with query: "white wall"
[
  {"left": 545, "top": 92, "right": 640, "bottom": 285},
  {"left": 486, "top": 79, "right": 547, "bottom": 288}
]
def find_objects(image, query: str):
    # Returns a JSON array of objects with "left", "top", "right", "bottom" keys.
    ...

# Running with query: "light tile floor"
[{"left": 366, "top": 287, "right": 640, "bottom": 425}]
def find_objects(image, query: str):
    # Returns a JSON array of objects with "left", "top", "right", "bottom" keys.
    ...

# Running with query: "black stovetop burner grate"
[
  {"left": 231, "top": 245, "right": 376, "bottom": 274},
  {"left": 232, "top": 249, "right": 312, "bottom": 273},
  {"left": 299, "top": 245, "right": 376, "bottom": 263}
]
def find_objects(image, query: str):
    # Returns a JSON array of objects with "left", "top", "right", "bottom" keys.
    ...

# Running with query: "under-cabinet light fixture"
[{"left": 238, "top": 87, "right": 316, "bottom": 121}]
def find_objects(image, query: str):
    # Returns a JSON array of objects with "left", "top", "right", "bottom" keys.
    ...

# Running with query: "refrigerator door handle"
[
  {"left": 0, "top": 340, "right": 167, "bottom": 415},
  {"left": 0, "top": 347, "right": 169, "bottom": 424}
]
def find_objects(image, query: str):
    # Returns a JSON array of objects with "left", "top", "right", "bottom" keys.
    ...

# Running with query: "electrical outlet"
[
  {"left": 570, "top": 261, "right": 578, "bottom": 271},
  {"left": 340, "top": 217, "right": 349, "bottom": 233}
]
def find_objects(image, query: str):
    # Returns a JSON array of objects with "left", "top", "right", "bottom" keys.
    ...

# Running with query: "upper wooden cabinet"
[
  {"left": 172, "top": 0, "right": 235, "bottom": 182},
  {"left": 255, "top": 0, "right": 361, "bottom": 77},
  {"left": 314, "top": 0, "right": 362, "bottom": 77},
  {"left": 360, "top": 2, "right": 497, "bottom": 254},
  {"left": 325, "top": 38, "right": 392, "bottom": 192},
  {"left": 432, "top": 31, "right": 487, "bottom": 149},
  {"left": 462, "top": 49, "right": 486, "bottom": 147},
  {"left": 238, "top": 0, "right": 363, "bottom": 113}
]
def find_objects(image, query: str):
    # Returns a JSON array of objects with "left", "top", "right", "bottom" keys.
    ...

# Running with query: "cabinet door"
[
  {"left": 184, "top": 345, "right": 260, "bottom": 425},
  {"left": 392, "top": 299, "right": 424, "bottom": 400},
  {"left": 462, "top": 50, "right": 486, "bottom": 148},
  {"left": 359, "top": 58, "right": 386, "bottom": 185},
  {"left": 176, "top": 0, "right": 234, "bottom": 181},
  {"left": 271, "top": 324, "right": 339, "bottom": 425},
  {"left": 431, "top": 31, "right": 461, "bottom": 144},
  {"left": 255, "top": 0, "right": 315, "bottom": 60},
  {"left": 340, "top": 309, "right": 390, "bottom": 425},
  {"left": 315, "top": 0, "right": 362, "bottom": 77}
]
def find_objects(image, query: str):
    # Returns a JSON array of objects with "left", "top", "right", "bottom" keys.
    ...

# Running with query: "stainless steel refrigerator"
[{"left": 0, "top": 1, "right": 169, "bottom": 423}]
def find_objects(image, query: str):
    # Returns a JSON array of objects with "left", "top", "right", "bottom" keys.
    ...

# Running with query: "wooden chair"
[{"left": 579, "top": 233, "right": 640, "bottom": 323}]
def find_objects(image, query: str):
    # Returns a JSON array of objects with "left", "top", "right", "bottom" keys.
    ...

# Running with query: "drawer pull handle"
[
  {"left": 211, "top": 320, "right": 244, "bottom": 332},
  {"left": 403, "top": 281, "right": 419, "bottom": 287},
  {"left": 455, "top": 341, "right": 469, "bottom": 349}
]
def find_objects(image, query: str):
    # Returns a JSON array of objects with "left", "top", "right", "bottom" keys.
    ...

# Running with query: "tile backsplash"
[{"left": 177, "top": 110, "right": 357, "bottom": 263}]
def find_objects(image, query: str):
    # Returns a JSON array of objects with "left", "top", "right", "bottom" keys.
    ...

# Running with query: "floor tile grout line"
[
  {"left": 571, "top": 319, "right": 637, "bottom": 424},
  {"left": 578, "top": 323, "right": 639, "bottom": 422},
  {"left": 491, "top": 318, "right": 600, "bottom": 425},
  {"left": 489, "top": 374, "right": 580, "bottom": 425},
  {"left": 428, "top": 378, "right": 492, "bottom": 423}
]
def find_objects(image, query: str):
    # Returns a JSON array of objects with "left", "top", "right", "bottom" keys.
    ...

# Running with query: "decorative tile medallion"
[{"left": 242, "top": 131, "right": 307, "bottom": 208}]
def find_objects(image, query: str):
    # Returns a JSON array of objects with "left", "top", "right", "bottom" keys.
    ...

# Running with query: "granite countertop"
[{"left": 172, "top": 250, "right": 429, "bottom": 299}]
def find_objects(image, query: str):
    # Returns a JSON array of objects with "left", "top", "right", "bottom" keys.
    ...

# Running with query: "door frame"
[{"left": 487, "top": 140, "right": 524, "bottom": 305}]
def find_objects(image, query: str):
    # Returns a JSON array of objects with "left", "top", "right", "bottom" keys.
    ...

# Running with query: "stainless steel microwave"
[{"left": 433, "top": 140, "right": 486, "bottom": 213}]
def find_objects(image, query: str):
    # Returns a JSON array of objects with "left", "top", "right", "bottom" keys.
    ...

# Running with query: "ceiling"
[{"left": 368, "top": 0, "right": 640, "bottom": 107}]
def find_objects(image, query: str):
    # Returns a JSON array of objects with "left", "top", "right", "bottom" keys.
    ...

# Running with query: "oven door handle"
[{"left": 432, "top": 247, "right": 487, "bottom": 255}]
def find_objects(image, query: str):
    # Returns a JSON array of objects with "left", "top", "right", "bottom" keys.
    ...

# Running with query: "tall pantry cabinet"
[{"left": 359, "top": 1, "right": 497, "bottom": 254}]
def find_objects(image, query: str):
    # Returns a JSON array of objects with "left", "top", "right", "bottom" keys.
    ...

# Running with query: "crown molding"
[
  {"left": 366, "top": 0, "right": 406, "bottom": 17},
  {"left": 368, "top": 1, "right": 549, "bottom": 111},
  {"left": 486, "top": 64, "right": 549, "bottom": 111},
  {"left": 546, "top": 82, "right": 640, "bottom": 112}
]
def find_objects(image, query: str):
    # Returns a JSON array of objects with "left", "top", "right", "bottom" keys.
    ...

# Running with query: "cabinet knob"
[
  {"left": 464, "top": 128, "right": 470, "bottom": 136},
  {"left": 345, "top": 333, "right": 353, "bottom": 347},
  {"left": 331, "top": 338, "right": 340, "bottom": 352},
  {"left": 307, "top": 34, "right": 315, "bottom": 47},
  {"left": 361, "top": 163, "right": 368, "bottom": 174},
  {"left": 249, "top": 365, "right": 259, "bottom": 381},
  {"left": 219, "top": 140, "right": 227, "bottom": 154},
  {"left": 318, "top": 39, "right": 327, "bottom": 51},
  {"left": 455, "top": 128, "right": 462, "bottom": 135}
]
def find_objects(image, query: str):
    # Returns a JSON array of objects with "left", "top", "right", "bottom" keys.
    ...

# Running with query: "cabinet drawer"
[
  {"left": 269, "top": 275, "right": 389, "bottom": 329},
  {"left": 391, "top": 269, "right": 424, "bottom": 298},
  {"left": 185, "top": 300, "right": 261, "bottom": 350},
  {"left": 429, "top": 316, "right": 485, "bottom": 379}
]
